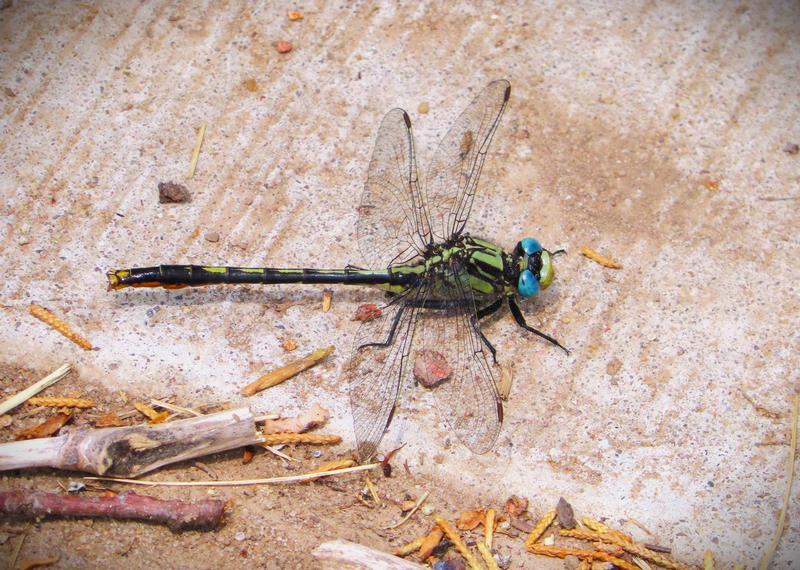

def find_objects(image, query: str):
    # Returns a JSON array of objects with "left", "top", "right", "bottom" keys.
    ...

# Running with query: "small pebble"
[
  {"left": 234, "top": 531, "right": 247, "bottom": 541},
  {"left": 418, "top": 102, "right": 429, "bottom": 114},
  {"left": 563, "top": 554, "right": 580, "bottom": 570},
  {"left": 287, "top": 10, "right": 303, "bottom": 21},
  {"left": 421, "top": 505, "right": 434, "bottom": 516},
  {"left": 312, "top": 450, "right": 322, "bottom": 458},
  {"left": 543, "top": 534, "right": 555, "bottom": 546},
  {"left": 205, "top": 231, "right": 220, "bottom": 243},
  {"left": 158, "top": 181, "right": 190, "bottom": 203},
  {"left": 784, "top": 142, "right": 799, "bottom": 155},
  {"left": 17, "top": 235, "right": 30, "bottom": 246},
  {"left": 275, "top": 40, "right": 293, "bottom": 54}
]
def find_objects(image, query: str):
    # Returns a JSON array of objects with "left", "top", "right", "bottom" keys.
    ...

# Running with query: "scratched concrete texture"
[{"left": 1, "top": 1, "right": 798, "bottom": 567}]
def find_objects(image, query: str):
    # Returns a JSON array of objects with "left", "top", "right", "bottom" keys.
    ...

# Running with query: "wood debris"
[
  {"left": 29, "top": 305, "right": 93, "bottom": 349},
  {"left": 321, "top": 289, "right": 333, "bottom": 312},
  {"left": 94, "top": 411, "right": 126, "bottom": 427},
  {"left": 1, "top": 406, "right": 263, "bottom": 477},
  {"left": 0, "top": 490, "right": 225, "bottom": 532},
  {"left": 0, "top": 364, "right": 71, "bottom": 416},
  {"left": 240, "top": 346, "right": 334, "bottom": 396},
  {"left": 28, "top": 396, "right": 94, "bottom": 409},
  {"left": 393, "top": 536, "right": 425, "bottom": 557},
  {"left": 134, "top": 402, "right": 169, "bottom": 424},
  {"left": 187, "top": 123, "right": 206, "bottom": 178},
  {"left": 457, "top": 509, "right": 485, "bottom": 531},
  {"left": 498, "top": 365, "right": 513, "bottom": 400},
  {"left": 504, "top": 495, "right": 527, "bottom": 517},
  {"left": 417, "top": 526, "right": 444, "bottom": 560},
  {"left": 19, "top": 557, "right": 59, "bottom": 570},
  {"left": 15, "top": 413, "right": 71, "bottom": 440},
  {"left": 580, "top": 246, "right": 623, "bottom": 269},
  {"left": 242, "top": 446, "right": 255, "bottom": 464},
  {"left": 261, "top": 403, "right": 329, "bottom": 434}
]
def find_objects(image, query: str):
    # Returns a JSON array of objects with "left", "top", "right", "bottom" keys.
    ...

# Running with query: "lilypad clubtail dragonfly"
[{"left": 108, "top": 80, "right": 567, "bottom": 459}]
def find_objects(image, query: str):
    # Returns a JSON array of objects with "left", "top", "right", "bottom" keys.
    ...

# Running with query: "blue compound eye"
[
  {"left": 520, "top": 237, "right": 542, "bottom": 256},
  {"left": 518, "top": 269, "right": 540, "bottom": 298}
]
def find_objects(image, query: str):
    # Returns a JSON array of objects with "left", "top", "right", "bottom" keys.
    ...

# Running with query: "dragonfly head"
[{"left": 513, "top": 237, "right": 557, "bottom": 298}]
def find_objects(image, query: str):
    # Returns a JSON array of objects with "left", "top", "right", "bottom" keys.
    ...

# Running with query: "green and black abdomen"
[{"left": 107, "top": 265, "right": 415, "bottom": 290}]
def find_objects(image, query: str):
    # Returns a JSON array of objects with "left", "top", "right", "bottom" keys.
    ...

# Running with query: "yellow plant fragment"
[
  {"left": 28, "top": 397, "right": 94, "bottom": 409},
  {"left": 29, "top": 305, "right": 93, "bottom": 350},
  {"left": 434, "top": 515, "right": 482, "bottom": 570},
  {"left": 241, "top": 346, "right": 334, "bottom": 396},
  {"left": 261, "top": 433, "right": 341, "bottom": 445},
  {"left": 525, "top": 509, "right": 556, "bottom": 547},
  {"left": 580, "top": 246, "right": 622, "bottom": 269}
]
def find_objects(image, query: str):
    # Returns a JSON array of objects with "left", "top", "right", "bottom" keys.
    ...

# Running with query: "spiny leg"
[
  {"left": 474, "top": 297, "right": 504, "bottom": 364},
  {"left": 358, "top": 304, "right": 406, "bottom": 350},
  {"left": 507, "top": 296, "right": 570, "bottom": 355}
]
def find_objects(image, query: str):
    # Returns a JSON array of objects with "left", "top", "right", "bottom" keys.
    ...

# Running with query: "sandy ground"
[{"left": 1, "top": 1, "right": 799, "bottom": 568}]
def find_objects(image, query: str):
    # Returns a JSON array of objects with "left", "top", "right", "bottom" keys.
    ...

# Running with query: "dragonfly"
[{"left": 107, "top": 79, "right": 567, "bottom": 459}]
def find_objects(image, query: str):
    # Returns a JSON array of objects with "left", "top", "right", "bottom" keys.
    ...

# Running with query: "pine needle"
[
  {"left": 187, "top": 123, "right": 206, "bottom": 178},
  {"left": 86, "top": 462, "right": 379, "bottom": 487},
  {"left": 759, "top": 393, "right": 799, "bottom": 570}
]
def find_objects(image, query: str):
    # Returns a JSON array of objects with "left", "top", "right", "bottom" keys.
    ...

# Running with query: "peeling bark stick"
[
  {"left": 0, "top": 407, "right": 264, "bottom": 477},
  {"left": 0, "top": 490, "right": 225, "bottom": 532}
]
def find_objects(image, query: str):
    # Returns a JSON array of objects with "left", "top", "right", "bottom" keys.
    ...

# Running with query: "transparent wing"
[
  {"left": 412, "top": 259, "right": 503, "bottom": 453},
  {"left": 348, "top": 283, "right": 429, "bottom": 460},
  {"left": 357, "top": 108, "right": 431, "bottom": 269},
  {"left": 424, "top": 80, "right": 511, "bottom": 241}
]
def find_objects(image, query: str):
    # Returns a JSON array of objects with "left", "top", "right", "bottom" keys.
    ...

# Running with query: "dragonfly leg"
[
  {"left": 357, "top": 304, "right": 406, "bottom": 350},
  {"left": 474, "top": 298, "right": 504, "bottom": 364},
  {"left": 507, "top": 296, "right": 570, "bottom": 355}
]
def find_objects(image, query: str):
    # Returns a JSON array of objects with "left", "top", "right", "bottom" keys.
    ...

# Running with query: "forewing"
[
  {"left": 412, "top": 259, "right": 503, "bottom": 453},
  {"left": 357, "top": 108, "right": 430, "bottom": 269},
  {"left": 424, "top": 80, "right": 511, "bottom": 241},
  {"left": 348, "top": 283, "right": 428, "bottom": 460}
]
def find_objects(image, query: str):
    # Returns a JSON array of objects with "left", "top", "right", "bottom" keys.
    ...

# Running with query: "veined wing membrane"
[
  {"left": 425, "top": 80, "right": 510, "bottom": 241},
  {"left": 348, "top": 283, "right": 429, "bottom": 460},
  {"left": 411, "top": 259, "right": 502, "bottom": 453},
  {"left": 357, "top": 108, "right": 430, "bottom": 269}
]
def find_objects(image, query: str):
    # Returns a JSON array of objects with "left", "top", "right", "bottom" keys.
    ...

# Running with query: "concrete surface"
[{"left": 1, "top": 1, "right": 798, "bottom": 566}]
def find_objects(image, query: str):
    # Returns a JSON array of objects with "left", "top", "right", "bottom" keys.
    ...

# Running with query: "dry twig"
[
  {"left": 241, "top": 346, "right": 334, "bottom": 396},
  {"left": 0, "top": 490, "right": 224, "bottom": 532}
]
